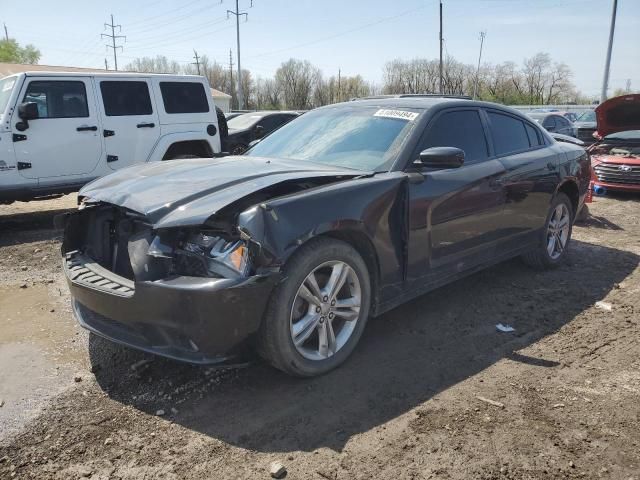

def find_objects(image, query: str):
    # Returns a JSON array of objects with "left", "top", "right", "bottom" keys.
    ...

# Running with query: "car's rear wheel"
[
  {"left": 522, "top": 192, "right": 573, "bottom": 269},
  {"left": 257, "top": 237, "right": 371, "bottom": 377}
]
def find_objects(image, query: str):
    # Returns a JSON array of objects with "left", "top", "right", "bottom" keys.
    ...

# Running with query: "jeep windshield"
[
  {"left": 246, "top": 106, "right": 421, "bottom": 172},
  {"left": 0, "top": 76, "right": 17, "bottom": 116}
]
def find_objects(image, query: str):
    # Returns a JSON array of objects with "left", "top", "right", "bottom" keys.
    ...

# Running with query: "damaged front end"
[{"left": 60, "top": 200, "right": 282, "bottom": 364}]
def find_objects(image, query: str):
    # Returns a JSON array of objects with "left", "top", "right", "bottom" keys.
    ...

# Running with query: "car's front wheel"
[
  {"left": 257, "top": 237, "right": 371, "bottom": 377},
  {"left": 522, "top": 192, "right": 573, "bottom": 269}
]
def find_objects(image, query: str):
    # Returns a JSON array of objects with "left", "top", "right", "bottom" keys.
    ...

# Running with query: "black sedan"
[
  {"left": 61, "top": 96, "right": 590, "bottom": 377},
  {"left": 527, "top": 112, "right": 575, "bottom": 137},
  {"left": 226, "top": 111, "right": 299, "bottom": 154}
]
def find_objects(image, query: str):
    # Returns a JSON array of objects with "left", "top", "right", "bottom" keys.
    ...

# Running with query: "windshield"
[
  {"left": 227, "top": 113, "right": 263, "bottom": 130},
  {"left": 577, "top": 110, "right": 596, "bottom": 122},
  {"left": 0, "top": 76, "right": 17, "bottom": 114},
  {"left": 247, "top": 106, "right": 421, "bottom": 172}
]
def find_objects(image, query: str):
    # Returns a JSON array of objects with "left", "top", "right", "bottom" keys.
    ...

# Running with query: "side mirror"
[
  {"left": 416, "top": 147, "right": 465, "bottom": 169},
  {"left": 254, "top": 124, "right": 265, "bottom": 137},
  {"left": 18, "top": 102, "right": 39, "bottom": 121}
]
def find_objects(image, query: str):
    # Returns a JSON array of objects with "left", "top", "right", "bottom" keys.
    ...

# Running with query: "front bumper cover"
[{"left": 65, "top": 252, "right": 281, "bottom": 364}]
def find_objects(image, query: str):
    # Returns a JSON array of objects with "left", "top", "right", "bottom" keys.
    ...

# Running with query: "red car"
[{"left": 589, "top": 94, "right": 640, "bottom": 193}]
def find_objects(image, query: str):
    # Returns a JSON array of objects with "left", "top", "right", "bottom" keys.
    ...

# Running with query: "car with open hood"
[
  {"left": 588, "top": 94, "right": 640, "bottom": 193},
  {"left": 60, "top": 96, "right": 590, "bottom": 377}
]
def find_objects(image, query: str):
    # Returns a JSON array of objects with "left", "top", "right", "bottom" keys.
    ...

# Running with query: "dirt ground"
[{"left": 0, "top": 192, "right": 639, "bottom": 480}]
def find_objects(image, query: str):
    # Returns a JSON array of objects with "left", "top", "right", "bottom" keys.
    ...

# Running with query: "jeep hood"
[
  {"left": 80, "top": 157, "right": 366, "bottom": 228},
  {"left": 596, "top": 94, "right": 640, "bottom": 137}
]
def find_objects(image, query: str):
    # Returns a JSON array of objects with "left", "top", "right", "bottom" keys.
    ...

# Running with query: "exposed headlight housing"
[{"left": 179, "top": 232, "right": 250, "bottom": 278}]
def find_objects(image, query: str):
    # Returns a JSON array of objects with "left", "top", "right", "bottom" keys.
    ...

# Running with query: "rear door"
[
  {"left": 485, "top": 109, "right": 560, "bottom": 248},
  {"left": 13, "top": 77, "right": 102, "bottom": 179},
  {"left": 406, "top": 108, "right": 508, "bottom": 285},
  {"left": 97, "top": 79, "right": 160, "bottom": 170}
]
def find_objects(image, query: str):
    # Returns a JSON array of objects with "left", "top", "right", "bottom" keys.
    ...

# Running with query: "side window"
[
  {"left": 488, "top": 112, "right": 530, "bottom": 155},
  {"left": 525, "top": 123, "right": 542, "bottom": 147},
  {"left": 542, "top": 116, "right": 556, "bottom": 129},
  {"left": 159, "top": 82, "right": 209, "bottom": 114},
  {"left": 258, "top": 115, "right": 283, "bottom": 132},
  {"left": 23, "top": 81, "right": 89, "bottom": 118},
  {"left": 100, "top": 81, "right": 153, "bottom": 116},
  {"left": 420, "top": 110, "right": 489, "bottom": 163}
]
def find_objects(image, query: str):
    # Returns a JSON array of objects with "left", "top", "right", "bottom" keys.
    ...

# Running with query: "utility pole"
[
  {"left": 3, "top": 23, "right": 8, "bottom": 41},
  {"left": 473, "top": 31, "right": 486, "bottom": 99},
  {"left": 192, "top": 50, "right": 201, "bottom": 75},
  {"left": 338, "top": 68, "right": 341, "bottom": 103},
  {"left": 625, "top": 79, "right": 631, "bottom": 93},
  {"left": 101, "top": 14, "right": 126, "bottom": 71},
  {"left": 439, "top": 0, "right": 443, "bottom": 94},
  {"left": 227, "top": 0, "right": 253, "bottom": 110},
  {"left": 104, "top": 58, "right": 108, "bottom": 71},
  {"left": 600, "top": 0, "right": 618, "bottom": 103},
  {"left": 229, "top": 49, "right": 235, "bottom": 108}
]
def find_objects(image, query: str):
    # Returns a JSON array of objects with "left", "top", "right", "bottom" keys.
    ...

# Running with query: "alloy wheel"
[
  {"left": 289, "top": 261, "right": 361, "bottom": 361},
  {"left": 547, "top": 203, "right": 570, "bottom": 260}
]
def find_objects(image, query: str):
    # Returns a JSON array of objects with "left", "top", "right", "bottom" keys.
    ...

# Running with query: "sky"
[{"left": 1, "top": 0, "right": 639, "bottom": 99}]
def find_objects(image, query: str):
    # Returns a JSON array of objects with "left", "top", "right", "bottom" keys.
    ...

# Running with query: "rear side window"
[
  {"left": 23, "top": 81, "right": 89, "bottom": 118},
  {"left": 421, "top": 110, "right": 488, "bottom": 163},
  {"left": 160, "top": 82, "right": 209, "bottom": 114},
  {"left": 525, "top": 123, "right": 542, "bottom": 147},
  {"left": 100, "top": 81, "right": 152, "bottom": 116},
  {"left": 488, "top": 112, "right": 530, "bottom": 155}
]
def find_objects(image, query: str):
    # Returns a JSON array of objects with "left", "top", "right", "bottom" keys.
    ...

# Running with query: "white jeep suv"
[{"left": 0, "top": 72, "right": 222, "bottom": 204}]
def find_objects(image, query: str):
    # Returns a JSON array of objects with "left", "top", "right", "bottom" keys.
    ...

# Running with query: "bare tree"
[
  {"left": 124, "top": 55, "right": 181, "bottom": 74},
  {"left": 275, "top": 59, "right": 320, "bottom": 109}
]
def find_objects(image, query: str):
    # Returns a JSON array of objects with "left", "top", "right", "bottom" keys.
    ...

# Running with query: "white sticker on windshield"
[
  {"left": 2, "top": 79, "right": 15, "bottom": 92},
  {"left": 374, "top": 109, "right": 419, "bottom": 121}
]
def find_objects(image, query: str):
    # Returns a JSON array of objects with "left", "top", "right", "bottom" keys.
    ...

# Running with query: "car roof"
[
  {"left": 17, "top": 71, "right": 204, "bottom": 80},
  {"left": 323, "top": 97, "right": 530, "bottom": 119}
]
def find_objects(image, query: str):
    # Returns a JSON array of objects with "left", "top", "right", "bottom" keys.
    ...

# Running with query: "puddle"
[
  {"left": 0, "top": 284, "right": 86, "bottom": 438},
  {"left": 0, "top": 284, "right": 81, "bottom": 361}
]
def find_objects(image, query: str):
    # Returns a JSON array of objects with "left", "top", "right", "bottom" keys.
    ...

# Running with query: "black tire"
[
  {"left": 522, "top": 192, "right": 574, "bottom": 270},
  {"left": 257, "top": 237, "right": 372, "bottom": 377},
  {"left": 576, "top": 203, "right": 590, "bottom": 223}
]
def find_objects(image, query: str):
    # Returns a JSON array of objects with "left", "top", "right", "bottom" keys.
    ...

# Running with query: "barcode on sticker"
[{"left": 374, "top": 109, "right": 419, "bottom": 121}]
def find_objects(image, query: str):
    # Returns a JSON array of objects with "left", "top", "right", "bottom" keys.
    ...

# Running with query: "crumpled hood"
[
  {"left": 596, "top": 94, "right": 640, "bottom": 137},
  {"left": 80, "top": 157, "right": 364, "bottom": 228}
]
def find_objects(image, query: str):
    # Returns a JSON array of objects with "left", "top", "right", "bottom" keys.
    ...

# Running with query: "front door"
[
  {"left": 97, "top": 79, "right": 160, "bottom": 170},
  {"left": 13, "top": 77, "right": 102, "bottom": 180},
  {"left": 406, "top": 108, "right": 507, "bottom": 287}
]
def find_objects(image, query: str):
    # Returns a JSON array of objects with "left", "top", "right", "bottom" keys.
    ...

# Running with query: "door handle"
[
  {"left": 77, "top": 125, "right": 98, "bottom": 132},
  {"left": 137, "top": 122, "right": 155, "bottom": 128}
]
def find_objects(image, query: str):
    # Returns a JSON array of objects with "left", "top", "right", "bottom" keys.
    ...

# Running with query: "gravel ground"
[{"left": 0, "top": 192, "right": 639, "bottom": 480}]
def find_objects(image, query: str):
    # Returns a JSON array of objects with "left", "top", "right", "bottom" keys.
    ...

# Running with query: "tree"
[
  {"left": 0, "top": 39, "right": 40, "bottom": 64},
  {"left": 124, "top": 55, "right": 181, "bottom": 74},
  {"left": 275, "top": 59, "right": 321, "bottom": 109}
]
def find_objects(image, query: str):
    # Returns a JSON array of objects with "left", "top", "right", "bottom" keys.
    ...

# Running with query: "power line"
[
  {"left": 227, "top": 0, "right": 253, "bottom": 110},
  {"left": 101, "top": 14, "right": 126, "bottom": 71}
]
